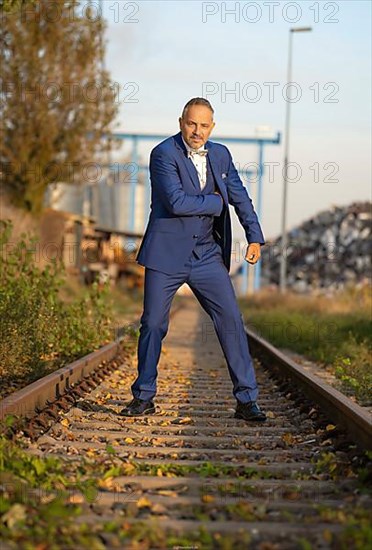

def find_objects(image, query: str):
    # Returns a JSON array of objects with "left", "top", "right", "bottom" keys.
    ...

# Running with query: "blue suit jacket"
[{"left": 136, "top": 131, "right": 265, "bottom": 274}]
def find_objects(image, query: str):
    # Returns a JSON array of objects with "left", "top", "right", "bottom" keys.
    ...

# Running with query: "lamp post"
[{"left": 279, "top": 26, "right": 312, "bottom": 293}]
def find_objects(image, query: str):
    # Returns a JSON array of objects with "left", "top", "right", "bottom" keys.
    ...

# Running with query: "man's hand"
[{"left": 245, "top": 243, "right": 261, "bottom": 264}]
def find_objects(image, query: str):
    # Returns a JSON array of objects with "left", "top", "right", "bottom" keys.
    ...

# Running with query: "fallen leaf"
[
  {"left": 69, "top": 493, "right": 85, "bottom": 504},
  {"left": 282, "top": 433, "right": 295, "bottom": 445},
  {"left": 323, "top": 529, "right": 333, "bottom": 543},
  {"left": 201, "top": 494, "right": 215, "bottom": 503},
  {"left": 284, "top": 492, "right": 301, "bottom": 501},
  {"left": 86, "top": 448, "right": 97, "bottom": 457},
  {"left": 98, "top": 477, "right": 115, "bottom": 490},
  {"left": 2, "top": 504, "right": 26, "bottom": 529},
  {"left": 156, "top": 489, "right": 178, "bottom": 497},
  {"left": 137, "top": 497, "right": 152, "bottom": 509},
  {"left": 122, "top": 463, "right": 137, "bottom": 475},
  {"left": 326, "top": 424, "right": 336, "bottom": 431},
  {"left": 171, "top": 417, "right": 193, "bottom": 425}
]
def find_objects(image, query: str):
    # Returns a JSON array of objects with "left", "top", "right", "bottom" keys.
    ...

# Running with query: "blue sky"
[{"left": 101, "top": 0, "right": 371, "bottom": 240}]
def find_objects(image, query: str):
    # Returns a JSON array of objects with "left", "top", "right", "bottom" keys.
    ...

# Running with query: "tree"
[
  {"left": 0, "top": 0, "right": 36, "bottom": 13},
  {"left": 0, "top": 0, "right": 119, "bottom": 214}
]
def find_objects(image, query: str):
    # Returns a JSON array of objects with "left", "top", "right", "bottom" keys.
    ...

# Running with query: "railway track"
[{"left": 1, "top": 297, "right": 371, "bottom": 549}]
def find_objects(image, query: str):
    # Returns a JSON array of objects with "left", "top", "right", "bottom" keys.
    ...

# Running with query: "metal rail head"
[
  {"left": 245, "top": 325, "right": 372, "bottom": 451},
  {"left": 0, "top": 341, "right": 120, "bottom": 423}
]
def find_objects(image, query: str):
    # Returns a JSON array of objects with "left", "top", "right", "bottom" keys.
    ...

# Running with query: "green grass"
[{"left": 238, "top": 287, "right": 372, "bottom": 405}]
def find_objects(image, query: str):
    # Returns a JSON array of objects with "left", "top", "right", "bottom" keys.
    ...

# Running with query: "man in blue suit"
[{"left": 120, "top": 98, "right": 266, "bottom": 421}]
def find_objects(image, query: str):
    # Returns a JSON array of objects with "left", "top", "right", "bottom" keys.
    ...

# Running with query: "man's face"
[{"left": 179, "top": 105, "right": 215, "bottom": 150}]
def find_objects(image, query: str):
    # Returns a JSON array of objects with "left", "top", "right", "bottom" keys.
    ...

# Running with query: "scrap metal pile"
[{"left": 260, "top": 201, "right": 371, "bottom": 291}]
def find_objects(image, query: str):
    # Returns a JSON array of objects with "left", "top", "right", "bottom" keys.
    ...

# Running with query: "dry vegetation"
[{"left": 239, "top": 286, "right": 372, "bottom": 405}]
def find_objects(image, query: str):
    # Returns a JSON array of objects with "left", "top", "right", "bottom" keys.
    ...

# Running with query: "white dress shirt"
[{"left": 182, "top": 136, "right": 207, "bottom": 191}]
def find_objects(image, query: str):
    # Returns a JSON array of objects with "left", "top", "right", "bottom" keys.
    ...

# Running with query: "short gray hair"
[{"left": 181, "top": 97, "right": 214, "bottom": 118}]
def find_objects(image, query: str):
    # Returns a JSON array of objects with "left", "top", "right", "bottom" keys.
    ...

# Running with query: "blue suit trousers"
[{"left": 131, "top": 241, "right": 259, "bottom": 404}]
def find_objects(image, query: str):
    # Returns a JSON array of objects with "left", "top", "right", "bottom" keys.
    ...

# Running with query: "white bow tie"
[{"left": 188, "top": 149, "right": 208, "bottom": 158}]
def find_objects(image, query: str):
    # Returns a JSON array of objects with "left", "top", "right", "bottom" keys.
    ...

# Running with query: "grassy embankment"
[
  {"left": 0, "top": 219, "right": 143, "bottom": 398},
  {"left": 238, "top": 287, "right": 371, "bottom": 405}
]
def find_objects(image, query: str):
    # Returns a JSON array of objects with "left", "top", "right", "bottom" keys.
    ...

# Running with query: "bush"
[
  {"left": 0, "top": 219, "right": 114, "bottom": 391},
  {"left": 333, "top": 336, "right": 372, "bottom": 405}
]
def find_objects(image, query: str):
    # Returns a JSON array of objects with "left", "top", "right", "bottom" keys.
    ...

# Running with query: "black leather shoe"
[
  {"left": 234, "top": 400, "right": 267, "bottom": 422},
  {"left": 119, "top": 397, "right": 155, "bottom": 416}
]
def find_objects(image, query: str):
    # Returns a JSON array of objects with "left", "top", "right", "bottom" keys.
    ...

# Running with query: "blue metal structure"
[{"left": 110, "top": 131, "right": 281, "bottom": 291}]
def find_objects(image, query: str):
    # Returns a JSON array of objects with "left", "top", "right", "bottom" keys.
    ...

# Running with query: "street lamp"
[{"left": 279, "top": 26, "right": 312, "bottom": 293}]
